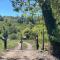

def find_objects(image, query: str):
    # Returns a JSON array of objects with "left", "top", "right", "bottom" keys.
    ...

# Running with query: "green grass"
[
  {"left": 0, "top": 40, "right": 4, "bottom": 52},
  {"left": 0, "top": 39, "right": 20, "bottom": 54},
  {"left": 23, "top": 39, "right": 49, "bottom": 50},
  {"left": 0, "top": 19, "right": 49, "bottom": 51},
  {"left": 23, "top": 40, "right": 36, "bottom": 49},
  {"left": 23, "top": 43, "right": 28, "bottom": 49},
  {"left": 7, "top": 40, "right": 20, "bottom": 49}
]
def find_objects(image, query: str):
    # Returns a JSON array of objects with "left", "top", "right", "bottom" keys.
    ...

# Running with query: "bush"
[
  {"left": 0, "top": 16, "right": 4, "bottom": 21},
  {"left": 22, "top": 27, "right": 36, "bottom": 39},
  {"left": 8, "top": 25, "right": 18, "bottom": 34},
  {"left": 0, "top": 29, "right": 2, "bottom": 34},
  {"left": 29, "top": 32, "right": 36, "bottom": 39},
  {"left": 10, "top": 33, "right": 18, "bottom": 40}
]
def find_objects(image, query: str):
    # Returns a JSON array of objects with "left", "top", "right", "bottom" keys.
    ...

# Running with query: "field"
[
  {"left": 0, "top": 39, "right": 20, "bottom": 54},
  {"left": 0, "top": 16, "right": 49, "bottom": 54}
]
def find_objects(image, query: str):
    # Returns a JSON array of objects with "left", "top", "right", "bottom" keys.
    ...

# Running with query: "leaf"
[
  {"left": 25, "top": 8, "right": 28, "bottom": 11},
  {"left": 13, "top": 8, "right": 19, "bottom": 12}
]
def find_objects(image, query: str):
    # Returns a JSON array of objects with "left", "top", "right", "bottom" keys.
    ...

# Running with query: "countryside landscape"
[{"left": 0, "top": 0, "right": 60, "bottom": 60}]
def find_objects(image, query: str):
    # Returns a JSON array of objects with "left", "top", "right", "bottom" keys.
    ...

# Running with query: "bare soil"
[{"left": 0, "top": 42, "right": 58, "bottom": 60}]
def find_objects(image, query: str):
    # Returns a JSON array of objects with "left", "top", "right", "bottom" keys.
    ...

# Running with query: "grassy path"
[
  {"left": 0, "top": 42, "right": 39, "bottom": 60},
  {"left": 0, "top": 42, "right": 57, "bottom": 60}
]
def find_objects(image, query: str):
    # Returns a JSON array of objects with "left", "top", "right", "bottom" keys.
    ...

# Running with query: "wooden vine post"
[
  {"left": 20, "top": 34, "right": 23, "bottom": 50},
  {"left": 35, "top": 33, "right": 39, "bottom": 50},
  {"left": 3, "top": 29, "right": 8, "bottom": 50},
  {"left": 41, "top": 29, "right": 44, "bottom": 50}
]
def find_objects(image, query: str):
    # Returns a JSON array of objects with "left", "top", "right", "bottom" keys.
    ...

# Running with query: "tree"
[
  {"left": 11, "top": 0, "right": 40, "bottom": 24},
  {"left": 11, "top": 0, "right": 60, "bottom": 58},
  {"left": 38, "top": 0, "right": 60, "bottom": 58},
  {"left": 0, "top": 15, "right": 4, "bottom": 21}
]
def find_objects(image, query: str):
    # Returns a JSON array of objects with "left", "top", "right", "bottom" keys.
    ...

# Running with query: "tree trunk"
[
  {"left": 38, "top": 0, "right": 60, "bottom": 59},
  {"left": 50, "top": 41, "right": 60, "bottom": 58}
]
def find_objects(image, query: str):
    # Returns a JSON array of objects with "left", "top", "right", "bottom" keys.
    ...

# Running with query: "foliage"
[
  {"left": 22, "top": 27, "right": 36, "bottom": 39},
  {"left": 0, "top": 16, "right": 4, "bottom": 21},
  {"left": 11, "top": 0, "right": 41, "bottom": 23},
  {"left": 9, "top": 33, "right": 18, "bottom": 40},
  {"left": 27, "top": 16, "right": 35, "bottom": 24},
  {"left": 8, "top": 25, "right": 18, "bottom": 34},
  {"left": 0, "top": 39, "right": 20, "bottom": 53}
]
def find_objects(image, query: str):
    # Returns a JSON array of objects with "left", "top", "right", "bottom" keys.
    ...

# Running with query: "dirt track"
[{"left": 0, "top": 42, "right": 58, "bottom": 60}]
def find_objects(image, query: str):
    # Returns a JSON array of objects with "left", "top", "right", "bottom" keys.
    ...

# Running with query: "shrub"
[
  {"left": 0, "top": 29, "right": 2, "bottom": 34},
  {"left": 0, "top": 16, "right": 4, "bottom": 21},
  {"left": 22, "top": 27, "right": 36, "bottom": 39},
  {"left": 10, "top": 33, "right": 18, "bottom": 40},
  {"left": 8, "top": 25, "right": 18, "bottom": 34}
]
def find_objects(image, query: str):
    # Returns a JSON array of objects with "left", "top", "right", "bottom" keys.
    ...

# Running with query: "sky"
[
  {"left": 0, "top": 0, "right": 42, "bottom": 17},
  {"left": 0, "top": 0, "right": 22, "bottom": 16}
]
